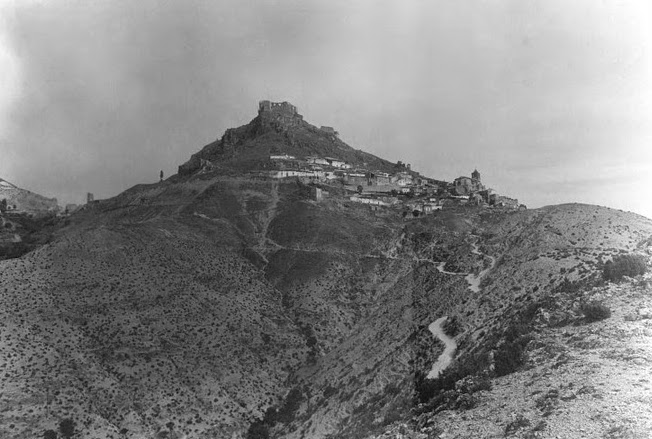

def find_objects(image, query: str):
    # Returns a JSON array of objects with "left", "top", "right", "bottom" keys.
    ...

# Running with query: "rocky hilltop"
[
  {"left": 0, "top": 179, "right": 61, "bottom": 260},
  {"left": 1, "top": 102, "right": 651, "bottom": 439},
  {"left": 0, "top": 178, "right": 59, "bottom": 215},
  {"left": 177, "top": 101, "right": 397, "bottom": 176}
]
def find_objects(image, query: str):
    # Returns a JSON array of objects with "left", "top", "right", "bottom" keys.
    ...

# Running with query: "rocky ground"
[
  {"left": 0, "top": 171, "right": 650, "bottom": 439},
  {"left": 371, "top": 273, "right": 652, "bottom": 439},
  {"left": 369, "top": 205, "right": 652, "bottom": 439}
]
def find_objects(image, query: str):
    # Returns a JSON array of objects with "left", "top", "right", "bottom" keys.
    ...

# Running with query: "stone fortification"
[
  {"left": 258, "top": 100, "right": 298, "bottom": 115},
  {"left": 257, "top": 100, "right": 304, "bottom": 130}
]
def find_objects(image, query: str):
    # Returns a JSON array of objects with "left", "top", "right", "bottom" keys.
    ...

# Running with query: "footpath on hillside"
[{"left": 427, "top": 238, "right": 495, "bottom": 378}]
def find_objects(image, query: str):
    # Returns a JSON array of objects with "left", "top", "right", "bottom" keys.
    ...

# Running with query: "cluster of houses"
[
  {"left": 263, "top": 154, "right": 521, "bottom": 215},
  {"left": 252, "top": 101, "right": 521, "bottom": 214}
]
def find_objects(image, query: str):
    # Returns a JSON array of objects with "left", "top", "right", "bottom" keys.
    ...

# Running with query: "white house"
[
  {"left": 270, "top": 154, "right": 296, "bottom": 160},
  {"left": 306, "top": 157, "right": 329, "bottom": 166},
  {"left": 325, "top": 157, "right": 349, "bottom": 169},
  {"left": 269, "top": 170, "right": 325, "bottom": 179}
]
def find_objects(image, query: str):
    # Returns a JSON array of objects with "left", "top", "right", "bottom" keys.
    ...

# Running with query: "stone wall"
[{"left": 258, "top": 100, "right": 298, "bottom": 116}]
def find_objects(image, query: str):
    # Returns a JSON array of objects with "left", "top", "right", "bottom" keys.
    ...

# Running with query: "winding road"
[
  {"left": 427, "top": 238, "right": 495, "bottom": 379},
  {"left": 465, "top": 242, "right": 497, "bottom": 293},
  {"left": 427, "top": 317, "right": 457, "bottom": 379}
]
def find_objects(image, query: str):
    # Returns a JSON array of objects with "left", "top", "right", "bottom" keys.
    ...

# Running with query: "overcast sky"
[{"left": 1, "top": 0, "right": 651, "bottom": 217}]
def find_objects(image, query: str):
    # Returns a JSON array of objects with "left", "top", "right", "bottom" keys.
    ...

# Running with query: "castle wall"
[{"left": 258, "top": 100, "right": 298, "bottom": 115}]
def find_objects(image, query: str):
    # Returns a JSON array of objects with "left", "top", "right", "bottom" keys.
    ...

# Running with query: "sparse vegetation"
[{"left": 2, "top": 173, "right": 651, "bottom": 439}]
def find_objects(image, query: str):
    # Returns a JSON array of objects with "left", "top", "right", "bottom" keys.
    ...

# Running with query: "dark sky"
[{"left": 1, "top": 0, "right": 651, "bottom": 217}]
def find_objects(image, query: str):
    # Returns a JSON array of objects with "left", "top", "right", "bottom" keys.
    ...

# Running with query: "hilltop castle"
[
  {"left": 258, "top": 100, "right": 301, "bottom": 117},
  {"left": 257, "top": 100, "right": 304, "bottom": 127}
]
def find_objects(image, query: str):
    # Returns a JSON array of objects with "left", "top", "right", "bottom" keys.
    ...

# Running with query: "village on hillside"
[
  {"left": 262, "top": 154, "right": 521, "bottom": 215},
  {"left": 32, "top": 100, "right": 523, "bottom": 218},
  {"left": 186, "top": 100, "right": 524, "bottom": 217}
]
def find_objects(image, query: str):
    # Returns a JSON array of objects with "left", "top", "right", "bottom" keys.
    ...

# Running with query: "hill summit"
[
  {"left": 177, "top": 100, "right": 520, "bottom": 212},
  {"left": 178, "top": 100, "right": 399, "bottom": 176}
]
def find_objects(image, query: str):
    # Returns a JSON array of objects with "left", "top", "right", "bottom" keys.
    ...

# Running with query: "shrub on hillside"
[
  {"left": 504, "top": 414, "right": 531, "bottom": 436},
  {"left": 494, "top": 341, "right": 528, "bottom": 377},
  {"left": 494, "top": 323, "right": 533, "bottom": 377},
  {"left": 246, "top": 421, "right": 270, "bottom": 439},
  {"left": 581, "top": 301, "right": 611, "bottom": 322},
  {"left": 58, "top": 419, "right": 76, "bottom": 439},
  {"left": 442, "top": 316, "right": 461, "bottom": 337},
  {"left": 414, "top": 351, "right": 491, "bottom": 408},
  {"left": 247, "top": 386, "right": 304, "bottom": 438},
  {"left": 603, "top": 254, "right": 648, "bottom": 282}
]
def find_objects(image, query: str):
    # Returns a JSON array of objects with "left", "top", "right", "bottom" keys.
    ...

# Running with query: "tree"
[
  {"left": 59, "top": 418, "right": 76, "bottom": 439},
  {"left": 160, "top": 170, "right": 164, "bottom": 182},
  {"left": 356, "top": 185, "right": 363, "bottom": 194},
  {"left": 0, "top": 199, "right": 6, "bottom": 213},
  {"left": 43, "top": 430, "right": 58, "bottom": 439}
]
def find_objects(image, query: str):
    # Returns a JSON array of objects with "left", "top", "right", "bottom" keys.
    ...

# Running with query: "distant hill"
[
  {"left": 178, "top": 101, "right": 405, "bottom": 176},
  {"left": 0, "top": 178, "right": 59, "bottom": 215}
]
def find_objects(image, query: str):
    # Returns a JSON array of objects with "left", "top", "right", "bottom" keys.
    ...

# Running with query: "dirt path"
[
  {"left": 427, "top": 316, "right": 457, "bottom": 379},
  {"left": 465, "top": 241, "right": 496, "bottom": 293},
  {"left": 255, "top": 180, "right": 280, "bottom": 251},
  {"left": 427, "top": 238, "right": 495, "bottom": 379},
  {"left": 435, "top": 261, "right": 468, "bottom": 276}
]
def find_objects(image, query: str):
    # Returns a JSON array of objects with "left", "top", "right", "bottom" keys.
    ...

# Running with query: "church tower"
[{"left": 472, "top": 169, "right": 481, "bottom": 181}]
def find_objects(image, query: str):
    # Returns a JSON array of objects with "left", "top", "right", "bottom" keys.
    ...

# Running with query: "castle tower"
[
  {"left": 258, "top": 100, "right": 272, "bottom": 113},
  {"left": 87, "top": 192, "right": 94, "bottom": 204},
  {"left": 258, "top": 100, "right": 298, "bottom": 115},
  {"left": 472, "top": 169, "right": 481, "bottom": 181}
]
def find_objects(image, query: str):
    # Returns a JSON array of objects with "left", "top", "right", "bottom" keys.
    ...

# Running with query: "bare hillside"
[{"left": 1, "top": 174, "right": 650, "bottom": 439}]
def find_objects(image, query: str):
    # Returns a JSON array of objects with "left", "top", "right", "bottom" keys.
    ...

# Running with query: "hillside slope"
[
  {"left": 0, "top": 178, "right": 59, "bottom": 215},
  {"left": 369, "top": 204, "right": 652, "bottom": 439},
  {"left": 1, "top": 172, "right": 650, "bottom": 439},
  {"left": 1, "top": 102, "right": 651, "bottom": 438}
]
